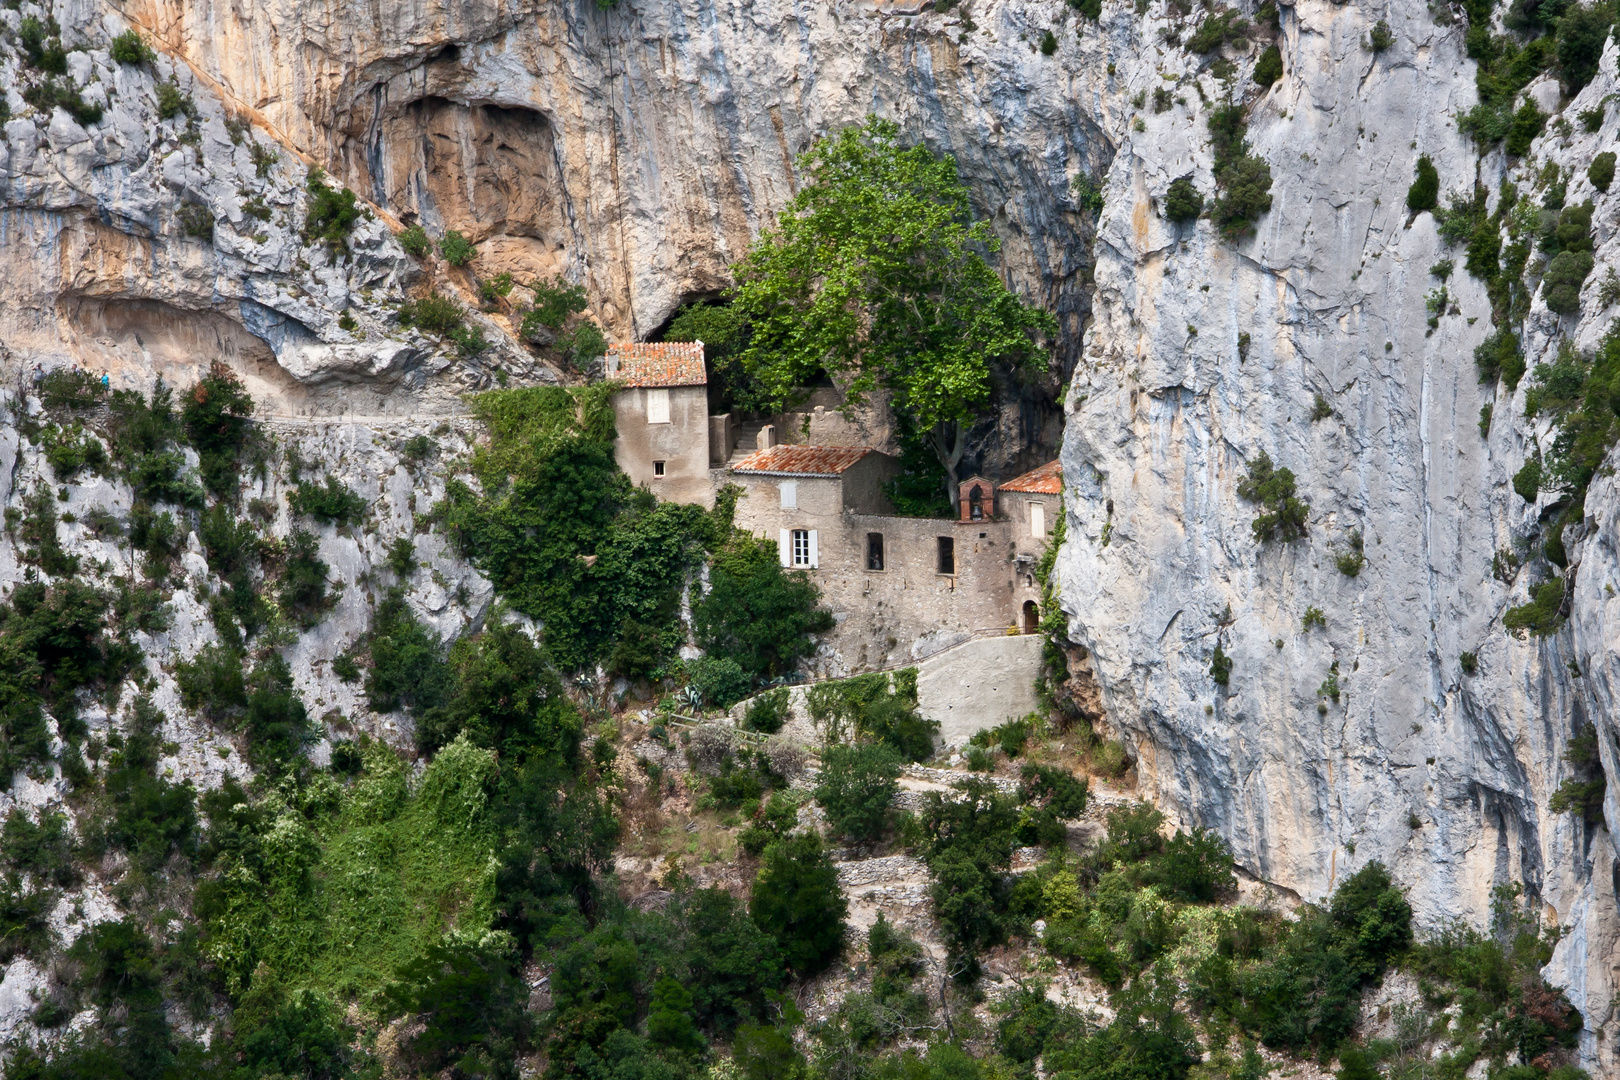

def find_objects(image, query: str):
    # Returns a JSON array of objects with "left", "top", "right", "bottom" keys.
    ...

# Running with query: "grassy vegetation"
[{"left": 807, "top": 671, "right": 936, "bottom": 760}]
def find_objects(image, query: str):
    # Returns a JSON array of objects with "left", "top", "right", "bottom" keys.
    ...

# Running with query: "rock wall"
[{"left": 1055, "top": 2, "right": 1620, "bottom": 1069}]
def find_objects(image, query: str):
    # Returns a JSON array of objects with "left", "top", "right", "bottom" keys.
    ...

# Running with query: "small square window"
[{"left": 653, "top": 461, "right": 666, "bottom": 477}]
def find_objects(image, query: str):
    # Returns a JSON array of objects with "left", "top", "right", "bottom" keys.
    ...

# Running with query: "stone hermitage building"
[{"left": 603, "top": 342, "right": 1059, "bottom": 672}]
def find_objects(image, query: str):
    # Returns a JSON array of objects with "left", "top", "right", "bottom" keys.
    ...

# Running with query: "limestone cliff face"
[
  {"left": 1058, "top": 3, "right": 1620, "bottom": 1067},
  {"left": 4, "top": 0, "right": 1620, "bottom": 1065}
]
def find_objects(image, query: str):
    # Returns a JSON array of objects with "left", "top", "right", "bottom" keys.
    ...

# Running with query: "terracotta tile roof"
[
  {"left": 604, "top": 342, "right": 707, "bottom": 387},
  {"left": 731, "top": 445, "right": 874, "bottom": 477},
  {"left": 999, "top": 460, "right": 1062, "bottom": 494}
]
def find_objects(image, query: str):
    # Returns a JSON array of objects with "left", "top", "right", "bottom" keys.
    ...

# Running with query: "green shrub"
[
  {"left": 386, "top": 536, "right": 417, "bottom": 579},
  {"left": 177, "top": 203, "right": 214, "bottom": 241},
  {"left": 398, "top": 292, "right": 465, "bottom": 337},
  {"left": 805, "top": 671, "right": 937, "bottom": 760},
  {"left": 1474, "top": 327, "right": 1525, "bottom": 388},
  {"left": 305, "top": 167, "right": 363, "bottom": 253},
  {"left": 398, "top": 224, "right": 431, "bottom": 257},
  {"left": 909, "top": 777, "right": 1026, "bottom": 960},
  {"left": 1043, "top": 971, "right": 1200, "bottom": 1080},
  {"left": 22, "top": 76, "right": 104, "bottom": 126},
  {"left": 521, "top": 275, "right": 589, "bottom": 337},
  {"left": 1236, "top": 450, "right": 1308, "bottom": 541},
  {"left": 563, "top": 320, "right": 609, "bottom": 364},
  {"left": 1164, "top": 175, "right": 1203, "bottom": 223},
  {"left": 364, "top": 590, "right": 451, "bottom": 717},
  {"left": 39, "top": 421, "right": 108, "bottom": 481},
  {"left": 199, "top": 504, "right": 266, "bottom": 639},
  {"left": 1039, "top": 29, "right": 1058, "bottom": 54},
  {"left": 694, "top": 535, "right": 834, "bottom": 680},
  {"left": 1210, "top": 644, "right": 1232, "bottom": 686},
  {"left": 175, "top": 643, "right": 248, "bottom": 723},
  {"left": 1406, "top": 154, "right": 1439, "bottom": 212},
  {"left": 1549, "top": 725, "right": 1606, "bottom": 824},
  {"left": 231, "top": 976, "right": 358, "bottom": 1080},
  {"left": 37, "top": 368, "right": 106, "bottom": 412},
  {"left": 1513, "top": 456, "right": 1542, "bottom": 502},
  {"left": 0, "top": 578, "right": 134, "bottom": 778},
  {"left": 1504, "top": 578, "right": 1566, "bottom": 638},
  {"left": 1589, "top": 151, "right": 1616, "bottom": 194},
  {"left": 1253, "top": 44, "right": 1282, "bottom": 87},
  {"left": 103, "top": 697, "right": 198, "bottom": 871},
  {"left": 437, "top": 230, "right": 477, "bottom": 266},
  {"left": 815, "top": 742, "right": 902, "bottom": 843},
  {"left": 1460, "top": 650, "right": 1478, "bottom": 675},
  {"left": 242, "top": 655, "right": 313, "bottom": 774},
  {"left": 685, "top": 655, "right": 754, "bottom": 709},
  {"left": 18, "top": 17, "right": 67, "bottom": 73},
  {"left": 110, "top": 30, "right": 155, "bottom": 65},
  {"left": 1333, "top": 530, "right": 1366, "bottom": 576},
  {"left": 1187, "top": 9, "right": 1250, "bottom": 53},
  {"left": 416, "top": 619, "right": 580, "bottom": 757},
  {"left": 107, "top": 380, "right": 205, "bottom": 508},
  {"left": 289, "top": 474, "right": 367, "bottom": 525},
  {"left": 449, "top": 324, "right": 488, "bottom": 357},
  {"left": 1302, "top": 606, "right": 1326, "bottom": 631},
  {"left": 1557, "top": 2, "right": 1612, "bottom": 93},
  {"left": 155, "top": 81, "right": 196, "bottom": 121},
  {"left": 1366, "top": 18, "right": 1394, "bottom": 52},
  {"left": 181, "top": 362, "right": 255, "bottom": 499},
  {"left": 1506, "top": 101, "right": 1546, "bottom": 156},
  {"left": 739, "top": 790, "right": 802, "bottom": 856},
  {"left": 743, "top": 687, "right": 791, "bottom": 734},
  {"left": 278, "top": 528, "right": 335, "bottom": 628},
  {"left": 1544, "top": 249, "right": 1595, "bottom": 313},
  {"left": 436, "top": 386, "right": 730, "bottom": 674},
  {"left": 1, "top": 808, "right": 78, "bottom": 887},
  {"left": 751, "top": 832, "right": 847, "bottom": 974},
  {"left": 381, "top": 937, "right": 525, "bottom": 1076},
  {"left": 1208, "top": 102, "right": 1274, "bottom": 239},
  {"left": 16, "top": 487, "right": 78, "bottom": 577}
]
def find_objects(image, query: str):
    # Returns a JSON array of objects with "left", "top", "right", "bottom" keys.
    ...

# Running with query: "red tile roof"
[
  {"left": 605, "top": 342, "right": 706, "bottom": 387},
  {"left": 999, "top": 460, "right": 1062, "bottom": 494},
  {"left": 731, "top": 445, "right": 874, "bottom": 477}
]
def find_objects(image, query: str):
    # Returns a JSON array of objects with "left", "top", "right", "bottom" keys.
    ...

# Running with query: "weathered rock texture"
[
  {"left": 1058, "top": 5, "right": 1620, "bottom": 1070},
  {"left": 3, "top": 0, "right": 1620, "bottom": 1067}
]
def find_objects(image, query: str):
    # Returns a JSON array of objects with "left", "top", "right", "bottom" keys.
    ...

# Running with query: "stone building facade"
[
  {"left": 605, "top": 342, "right": 714, "bottom": 507},
  {"left": 999, "top": 460, "right": 1063, "bottom": 634},
  {"left": 605, "top": 346, "right": 1062, "bottom": 670},
  {"left": 725, "top": 445, "right": 1061, "bottom": 671}
]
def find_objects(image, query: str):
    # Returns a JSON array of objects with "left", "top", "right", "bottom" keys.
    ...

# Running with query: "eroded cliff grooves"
[{"left": 1, "top": 0, "right": 1619, "bottom": 1069}]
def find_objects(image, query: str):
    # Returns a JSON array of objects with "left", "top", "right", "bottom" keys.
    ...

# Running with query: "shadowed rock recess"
[{"left": 3, "top": 0, "right": 1620, "bottom": 1072}]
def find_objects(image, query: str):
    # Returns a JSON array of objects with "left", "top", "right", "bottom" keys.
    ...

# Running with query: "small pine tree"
[
  {"left": 750, "top": 832, "right": 847, "bottom": 974},
  {"left": 1253, "top": 44, "right": 1282, "bottom": 87},
  {"left": 1406, "top": 154, "right": 1439, "bottom": 212}
]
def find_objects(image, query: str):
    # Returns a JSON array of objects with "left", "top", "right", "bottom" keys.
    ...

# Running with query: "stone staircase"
[{"left": 727, "top": 420, "right": 770, "bottom": 463}]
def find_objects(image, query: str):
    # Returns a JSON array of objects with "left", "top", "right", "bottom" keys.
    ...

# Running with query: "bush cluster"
[
  {"left": 806, "top": 670, "right": 936, "bottom": 760},
  {"left": 1207, "top": 102, "right": 1273, "bottom": 239},
  {"left": 1235, "top": 450, "right": 1308, "bottom": 542},
  {"left": 304, "top": 168, "right": 363, "bottom": 254}
]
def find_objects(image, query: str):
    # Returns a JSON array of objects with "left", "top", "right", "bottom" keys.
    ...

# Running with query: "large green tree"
[{"left": 731, "top": 117, "right": 1055, "bottom": 503}]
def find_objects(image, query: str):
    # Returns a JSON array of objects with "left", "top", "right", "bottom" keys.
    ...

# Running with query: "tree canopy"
[{"left": 730, "top": 116, "right": 1055, "bottom": 501}]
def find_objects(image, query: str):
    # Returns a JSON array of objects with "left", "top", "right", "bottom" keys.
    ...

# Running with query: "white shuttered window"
[
  {"left": 1030, "top": 503, "right": 1046, "bottom": 539},
  {"left": 780, "top": 480, "right": 797, "bottom": 509},
  {"left": 646, "top": 388, "right": 670, "bottom": 424}
]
